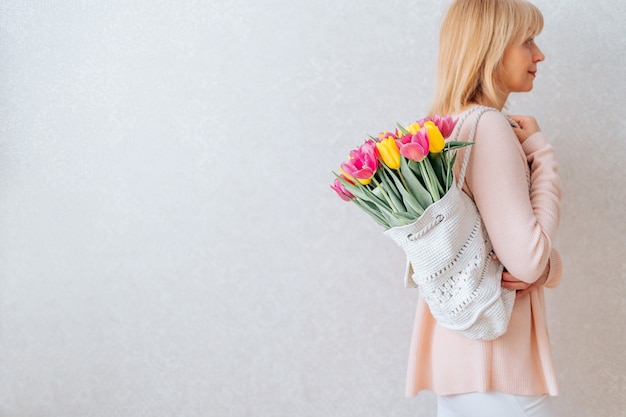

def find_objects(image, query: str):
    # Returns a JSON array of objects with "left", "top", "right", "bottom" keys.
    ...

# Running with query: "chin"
[{"left": 515, "top": 84, "right": 534, "bottom": 93}]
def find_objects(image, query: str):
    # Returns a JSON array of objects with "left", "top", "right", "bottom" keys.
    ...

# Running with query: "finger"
[
  {"left": 516, "top": 282, "right": 540, "bottom": 297},
  {"left": 501, "top": 281, "right": 531, "bottom": 291},
  {"left": 501, "top": 275, "right": 531, "bottom": 288},
  {"left": 501, "top": 272, "right": 519, "bottom": 282}
]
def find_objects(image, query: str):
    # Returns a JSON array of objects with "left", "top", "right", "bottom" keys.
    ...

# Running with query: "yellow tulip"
[
  {"left": 406, "top": 122, "right": 421, "bottom": 135},
  {"left": 376, "top": 137, "right": 401, "bottom": 170},
  {"left": 424, "top": 121, "right": 445, "bottom": 153}
]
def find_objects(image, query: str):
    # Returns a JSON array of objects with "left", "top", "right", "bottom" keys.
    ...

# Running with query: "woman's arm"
[
  {"left": 465, "top": 111, "right": 562, "bottom": 283},
  {"left": 501, "top": 248, "right": 563, "bottom": 293}
]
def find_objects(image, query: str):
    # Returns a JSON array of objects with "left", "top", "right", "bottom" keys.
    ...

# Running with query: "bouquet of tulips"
[
  {"left": 330, "top": 107, "right": 516, "bottom": 341},
  {"left": 330, "top": 115, "right": 470, "bottom": 229}
]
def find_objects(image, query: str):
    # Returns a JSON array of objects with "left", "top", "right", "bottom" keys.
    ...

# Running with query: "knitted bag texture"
[{"left": 384, "top": 106, "right": 515, "bottom": 340}]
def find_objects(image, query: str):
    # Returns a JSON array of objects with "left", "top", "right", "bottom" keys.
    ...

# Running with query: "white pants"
[{"left": 437, "top": 392, "right": 556, "bottom": 417}]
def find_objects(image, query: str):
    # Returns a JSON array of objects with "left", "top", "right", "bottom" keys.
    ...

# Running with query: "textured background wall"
[{"left": 0, "top": 1, "right": 624, "bottom": 416}]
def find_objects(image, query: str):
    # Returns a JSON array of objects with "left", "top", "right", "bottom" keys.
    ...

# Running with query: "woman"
[{"left": 407, "top": 0, "right": 563, "bottom": 416}]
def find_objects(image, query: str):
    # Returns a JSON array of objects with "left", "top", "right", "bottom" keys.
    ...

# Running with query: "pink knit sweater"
[{"left": 405, "top": 109, "right": 563, "bottom": 397}]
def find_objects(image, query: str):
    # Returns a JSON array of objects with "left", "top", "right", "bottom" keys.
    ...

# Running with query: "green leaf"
[
  {"left": 444, "top": 141, "right": 473, "bottom": 150},
  {"left": 407, "top": 159, "right": 428, "bottom": 189},
  {"left": 425, "top": 156, "right": 444, "bottom": 195},
  {"left": 353, "top": 199, "right": 389, "bottom": 227},
  {"left": 333, "top": 172, "right": 416, "bottom": 228},
  {"left": 399, "top": 158, "right": 433, "bottom": 210},
  {"left": 429, "top": 153, "right": 445, "bottom": 191},
  {"left": 386, "top": 168, "right": 424, "bottom": 216},
  {"left": 378, "top": 167, "right": 424, "bottom": 217},
  {"left": 418, "top": 161, "right": 437, "bottom": 201},
  {"left": 446, "top": 152, "right": 458, "bottom": 189},
  {"left": 376, "top": 201, "right": 407, "bottom": 228},
  {"left": 379, "top": 168, "right": 406, "bottom": 212},
  {"left": 393, "top": 211, "right": 419, "bottom": 221},
  {"left": 335, "top": 174, "right": 387, "bottom": 207},
  {"left": 396, "top": 123, "right": 410, "bottom": 135}
]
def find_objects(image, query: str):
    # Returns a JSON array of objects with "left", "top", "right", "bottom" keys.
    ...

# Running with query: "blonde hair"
[{"left": 429, "top": 0, "right": 544, "bottom": 115}]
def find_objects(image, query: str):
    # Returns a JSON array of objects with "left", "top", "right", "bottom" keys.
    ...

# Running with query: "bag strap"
[
  {"left": 450, "top": 106, "right": 518, "bottom": 186},
  {"left": 457, "top": 106, "right": 495, "bottom": 186}
]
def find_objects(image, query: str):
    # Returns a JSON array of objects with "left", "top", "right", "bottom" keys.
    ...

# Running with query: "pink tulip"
[
  {"left": 330, "top": 178, "right": 355, "bottom": 201},
  {"left": 415, "top": 117, "right": 431, "bottom": 127},
  {"left": 340, "top": 140, "right": 378, "bottom": 184},
  {"left": 412, "top": 115, "right": 457, "bottom": 138},
  {"left": 395, "top": 130, "right": 430, "bottom": 162},
  {"left": 430, "top": 115, "right": 457, "bottom": 137}
]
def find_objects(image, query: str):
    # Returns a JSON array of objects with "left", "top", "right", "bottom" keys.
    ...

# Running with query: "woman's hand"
[
  {"left": 501, "top": 271, "right": 544, "bottom": 298},
  {"left": 494, "top": 254, "right": 548, "bottom": 297},
  {"left": 509, "top": 115, "right": 541, "bottom": 144}
]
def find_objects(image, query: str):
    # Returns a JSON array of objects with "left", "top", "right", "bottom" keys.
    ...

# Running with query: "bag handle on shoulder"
[
  {"left": 448, "top": 106, "right": 517, "bottom": 186},
  {"left": 457, "top": 106, "right": 495, "bottom": 186}
]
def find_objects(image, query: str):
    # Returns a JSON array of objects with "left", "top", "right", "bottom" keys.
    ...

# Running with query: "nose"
[{"left": 533, "top": 44, "right": 545, "bottom": 63}]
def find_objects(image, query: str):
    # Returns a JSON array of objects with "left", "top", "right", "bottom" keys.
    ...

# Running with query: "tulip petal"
[
  {"left": 376, "top": 137, "right": 401, "bottom": 169},
  {"left": 399, "top": 143, "right": 427, "bottom": 162},
  {"left": 424, "top": 121, "right": 445, "bottom": 153}
]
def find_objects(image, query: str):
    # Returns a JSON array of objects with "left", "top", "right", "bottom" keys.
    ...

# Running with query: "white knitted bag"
[{"left": 384, "top": 106, "right": 515, "bottom": 340}]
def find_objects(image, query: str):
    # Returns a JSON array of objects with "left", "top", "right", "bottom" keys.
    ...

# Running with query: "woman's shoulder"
[
  {"left": 476, "top": 107, "right": 514, "bottom": 128},
  {"left": 456, "top": 106, "right": 517, "bottom": 142},
  {"left": 454, "top": 106, "right": 512, "bottom": 129}
]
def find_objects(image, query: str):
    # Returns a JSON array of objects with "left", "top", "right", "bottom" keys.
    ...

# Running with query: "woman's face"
[{"left": 501, "top": 37, "right": 545, "bottom": 94}]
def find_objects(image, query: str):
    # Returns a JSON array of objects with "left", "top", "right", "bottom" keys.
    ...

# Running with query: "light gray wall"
[{"left": 0, "top": 1, "right": 624, "bottom": 416}]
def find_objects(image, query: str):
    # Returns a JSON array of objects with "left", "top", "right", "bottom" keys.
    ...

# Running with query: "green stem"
[
  {"left": 445, "top": 151, "right": 455, "bottom": 192},
  {"left": 442, "top": 151, "right": 449, "bottom": 192},
  {"left": 397, "top": 169, "right": 410, "bottom": 192},
  {"left": 419, "top": 161, "right": 439, "bottom": 202},
  {"left": 371, "top": 177, "right": 397, "bottom": 212}
]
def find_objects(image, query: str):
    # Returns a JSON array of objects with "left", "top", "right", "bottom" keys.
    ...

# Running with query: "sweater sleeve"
[
  {"left": 464, "top": 111, "right": 562, "bottom": 283},
  {"left": 544, "top": 249, "right": 563, "bottom": 288}
]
